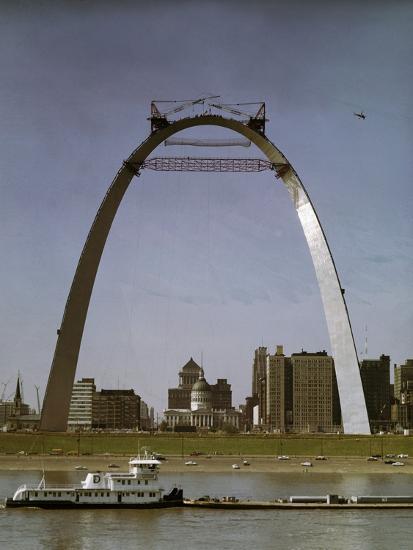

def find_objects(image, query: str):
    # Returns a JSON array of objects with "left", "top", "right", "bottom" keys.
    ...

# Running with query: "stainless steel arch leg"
[{"left": 283, "top": 172, "right": 370, "bottom": 434}]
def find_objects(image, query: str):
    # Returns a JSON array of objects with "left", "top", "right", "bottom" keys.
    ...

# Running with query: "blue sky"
[{"left": 0, "top": 0, "right": 412, "bottom": 412}]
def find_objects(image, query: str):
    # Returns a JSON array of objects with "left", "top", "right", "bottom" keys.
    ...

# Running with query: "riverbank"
[
  {"left": 1, "top": 432, "right": 413, "bottom": 458},
  {"left": 1, "top": 455, "right": 412, "bottom": 473}
]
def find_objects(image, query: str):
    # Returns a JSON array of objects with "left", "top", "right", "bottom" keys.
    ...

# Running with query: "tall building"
[
  {"left": 360, "top": 355, "right": 390, "bottom": 431},
  {"left": 68, "top": 378, "right": 96, "bottom": 430},
  {"left": 394, "top": 359, "right": 413, "bottom": 403},
  {"left": 250, "top": 344, "right": 341, "bottom": 433},
  {"left": 92, "top": 389, "right": 141, "bottom": 430},
  {"left": 265, "top": 345, "right": 292, "bottom": 432},
  {"left": 252, "top": 346, "right": 267, "bottom": 397},
  {"left": 292, "top": 351, "right": 334, "bottom": 433},
  {"left": 252, "top": 347, "right": 267, "bottom": 424},
  {"left": 211, "top": 379, "right": 232, "bottom": 410},
  {"left": 140, "top": 400, "right": 151, "bottom": 431},
  {"left": 168, "top": 358, "right": 201, "bottom": 409},
  {"left": 398, "top": 381, "right": 413, "bottom": 429}
]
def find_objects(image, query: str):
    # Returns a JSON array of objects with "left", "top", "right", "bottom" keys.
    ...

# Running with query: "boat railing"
[{"left": 18, "top": 484, "right": 79, "bottom": 491}]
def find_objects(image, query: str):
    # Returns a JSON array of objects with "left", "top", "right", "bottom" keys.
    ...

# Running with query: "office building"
[
  {"left": 394, "top": 359, "right": 413, "bottom": 403},
  {"left": 68, "top": 378, "right": 96, "bottom": 430},
  {"left": 92, "top": 389, "right": 140, "bottom": 430},
  {"left": 265, "top": 345, "right": 292, "bottom": 432},
  {"left": 360, "top": 355, "right": 390, "bottom": 431},
  {"left": 292, "top": 351, "right": 335, "bottom": 433}
]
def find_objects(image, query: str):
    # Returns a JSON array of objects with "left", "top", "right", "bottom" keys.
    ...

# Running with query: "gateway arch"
[{"left": 39, "top": 113, "right": 370, "bottom": 434}]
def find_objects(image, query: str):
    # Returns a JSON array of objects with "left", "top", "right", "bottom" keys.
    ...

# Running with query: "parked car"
[
  {"left": 277, "top": 455, "right": 290, "bottom": 461},
  {"left": 232, "top": 464, "right": 240, "bottom": 470},
  {"left": 392, "top": 461, "right": 405, "bottom": 467},
  {"left": 367, "top": 456, "right": 379, "bottom": 462},
  {"left": 185, "top": 460, "right": 198, "bottom": 466},
  {"left": 315, "top": 455, "right": 327, "bottom": 460},
  {"left": 397, "top": 454, "right": 408, "bottom": 459},
  {"left": 301, "top": 461, "right": 312, "bottom": 467}
]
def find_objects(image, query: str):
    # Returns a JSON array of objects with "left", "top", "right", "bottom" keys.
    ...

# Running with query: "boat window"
[
  {"left": 137, "top": 480, "right": 140, "bottom": 485},
  {"left": 53, "top": 492, "right": 56, "bottom": 497},
  {"left": 95, "top": 492, "right": 98, "bottom": 497},
  {"left": 128, "top": 480, "right": 131, "bottom": 485},
  {"left": 58, "top": 492, "right": 61, "bottom": 497},
  {"left": 122, "top": 480, "right": 125, "bottom": 485},
  {"left": 107, "top": 492, "right": 110, "bottom": 497},
  {"left": 34, "top": 492, "right": 38, "bottom": 497},
  {"left": 44, "top": 492, "right": 47, "bottom": 497}
]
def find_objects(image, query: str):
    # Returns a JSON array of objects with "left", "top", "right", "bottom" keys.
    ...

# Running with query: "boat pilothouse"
[{"left": 6, "top": 454, "right": 183, "bottom": 509}]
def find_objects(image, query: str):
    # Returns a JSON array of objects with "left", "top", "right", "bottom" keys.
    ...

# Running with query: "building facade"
[
  {"left": 252, "top": 346, "right": 267, "bottom": 424},
  {"left": 360, "top": 355, "right": 390, "bottom": 432},
  {"left": 265, "top": 346, "right": 293, "bottom": 432},
  {"left": 394, "top": 359, "right": 413, "bottom": 403},
  {"left": 249, "top": 345, "right": 341, "bottom": 433},
  {"left": 292, "top": 351, "right": 335, "bottom": 433},
  {"left": 140, "top": 400, "right": 152, "bottom": 431},
  {"left": 68, "top": 378, "right": 96, "bottom": 430},
  {"left": 168, "top": 357, "right": 201, "bottom": 409},
  {"left": 164, "top": 368, "right": 240, "bottom": 431},
  {"left": 92, "top": 389, "right": 141, "bottom": 430}
]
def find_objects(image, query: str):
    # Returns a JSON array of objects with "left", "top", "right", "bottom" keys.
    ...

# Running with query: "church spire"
[{"left": 14, "top": 375, "right": 21, "bottom": 402}]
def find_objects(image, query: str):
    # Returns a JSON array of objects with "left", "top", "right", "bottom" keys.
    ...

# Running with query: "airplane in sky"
[{"left": 354, "top": 111, "right": 366, "bottom": 120}]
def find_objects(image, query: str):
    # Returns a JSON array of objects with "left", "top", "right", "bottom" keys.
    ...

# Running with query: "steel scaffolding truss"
[{"left": 140, "top": 157, "right": 287, "bottom": 173}]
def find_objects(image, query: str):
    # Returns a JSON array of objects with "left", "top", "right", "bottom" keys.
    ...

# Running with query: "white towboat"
[{"left": 6, "top": 454, "right": 183, "bottom": 509}]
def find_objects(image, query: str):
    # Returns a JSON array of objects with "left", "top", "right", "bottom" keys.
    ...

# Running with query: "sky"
[{"left": 0, "top": 0, "right": 412, "bottom": 414}]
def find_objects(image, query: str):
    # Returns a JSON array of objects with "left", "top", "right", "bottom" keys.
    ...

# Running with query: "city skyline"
[{"left": 1, "top": 1, "right": 412, "bottom": 413}]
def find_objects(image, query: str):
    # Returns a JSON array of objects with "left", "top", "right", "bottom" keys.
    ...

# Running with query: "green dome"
[
  {"left": 192, "top": 378, "right": 211, "bottom": 392},
  {"left": 192, "top": 368, "right": 211, "bottom": 392}
]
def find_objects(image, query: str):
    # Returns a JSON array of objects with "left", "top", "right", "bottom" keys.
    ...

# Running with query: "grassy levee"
[{"left": 1, "top": 433, "right": 413, "bottom": 457}]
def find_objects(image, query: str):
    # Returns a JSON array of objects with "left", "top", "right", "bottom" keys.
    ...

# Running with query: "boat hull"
[
  {"left": 5, "top": 498, "right": 184, "bottom": 509},
  {"left": 184, "top": 500, "right": 413, "bottom": 510}
]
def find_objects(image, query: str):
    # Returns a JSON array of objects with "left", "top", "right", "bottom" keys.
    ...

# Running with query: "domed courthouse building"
[{"left": 164, "top": 359, "right": 241, "bottom": 431}]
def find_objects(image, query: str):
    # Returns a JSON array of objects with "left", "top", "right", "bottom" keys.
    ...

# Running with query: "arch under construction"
[{"left": 39, "top": 108, "right": 370, "bottom": 434}]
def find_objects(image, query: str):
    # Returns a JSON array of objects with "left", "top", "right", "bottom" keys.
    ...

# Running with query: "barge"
[{"left": 184, "top": 494, "right": 413, "bottom": 510}]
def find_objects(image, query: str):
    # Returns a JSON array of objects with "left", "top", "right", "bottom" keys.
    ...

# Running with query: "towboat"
[{"left": 5, "top": 454, "right": 183, "bottom": 509}]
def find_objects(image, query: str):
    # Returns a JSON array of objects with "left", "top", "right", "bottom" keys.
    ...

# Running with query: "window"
[
  {"left": 34, "top": 492, "right": 38, "bottom": 497},
  {"left": 128, "top": 480, "right": 131, "bottom": 485},
  {"left": 145, "top": 480, "right": 148, "bottom": 485}
]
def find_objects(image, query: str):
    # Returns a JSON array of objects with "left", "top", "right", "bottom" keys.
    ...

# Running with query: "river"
[{"left": 1, "top": 470, "right": 413, "bottom": 549}]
